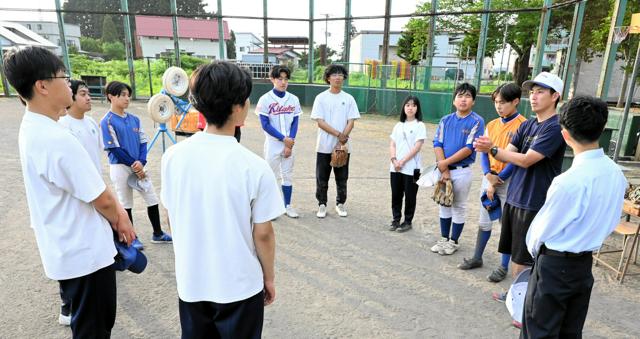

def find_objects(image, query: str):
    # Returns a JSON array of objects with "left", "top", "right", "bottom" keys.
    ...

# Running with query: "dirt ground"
[{"left": 1, "top": 97, "right": 639, "bottom": 338}]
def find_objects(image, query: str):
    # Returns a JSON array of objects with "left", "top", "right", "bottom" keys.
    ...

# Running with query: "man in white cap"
[{"left": 474, "top": 72, "right": 566, "bottom": 316}]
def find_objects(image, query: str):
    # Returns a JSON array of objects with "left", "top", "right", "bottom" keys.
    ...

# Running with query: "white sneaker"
[
  {"left": 285, "top": 205, "right": 299, "bottom": 218},
  {"left": 438, "top": 240, "right": 459, "bottom": 255},
  {"left": 430, "top": 237, "right": 449, "bottom": 253},
  {"left": 58, "top": 313, "right": 71, "bottom": 326},
  {"left": 316, "top": 204, "right": 327, "bottom": 218},
  {"left": 335, "top": 204, "right": 348, "bottom": 217}
]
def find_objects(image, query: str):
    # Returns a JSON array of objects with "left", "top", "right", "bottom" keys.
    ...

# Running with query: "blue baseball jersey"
[
  {"left": 100, "top": 111, "right": 149, "bottom": 165},
  {"left": 433, "top": 111, "right": 485, "bottom": 167}
]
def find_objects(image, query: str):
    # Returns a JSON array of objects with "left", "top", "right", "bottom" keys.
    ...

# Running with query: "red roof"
[{"left": 135, "top": 16, "right": 230, "bottom": 40}]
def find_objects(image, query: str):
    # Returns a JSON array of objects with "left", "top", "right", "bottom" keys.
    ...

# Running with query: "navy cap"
[
  {"left": 113, "top": 234, "right": 147, "bottom": 274},
  {"left": 481, "top": 191, "right": 502, "bottom": 221}
]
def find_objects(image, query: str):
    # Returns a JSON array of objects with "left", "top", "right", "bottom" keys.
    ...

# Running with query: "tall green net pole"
[
  {"left": 217, "top": 0, "right": 225, "bottom": 60},
  {"left": 423, "top": 0, "right": 437, "bottom": 91},
  {"left": 532, "top": 0, "right": 552, "bottom": 77},
  {"left": 308, "top": 0, "right": 314, "bottom": 83},
  {"left": 54, "top": 0, "right": 71, "bottom": 74},
  {"left": 474, "top": 0, "right": 491, "bottom": 90},
  {"left": 561, "top": 1, "right": 585, "bottom": 101},
  {"left": 263, "top": 0, "right": 269, "bottom": 64},
  {"left": 596, "top": 0, "right": 627, "bottom": 100},
  {"left": 121, "top": 0, "right": 136, "bottom": 99},
  {"left": 171, "top": 0, "right": 181, "bottom": 67}
]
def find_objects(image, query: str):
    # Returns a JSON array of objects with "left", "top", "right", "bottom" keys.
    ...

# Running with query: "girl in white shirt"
[{"left": 389, "top": 96, "right": 427, "bottom": 232}]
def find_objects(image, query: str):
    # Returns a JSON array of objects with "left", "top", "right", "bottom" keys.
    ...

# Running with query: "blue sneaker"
[
  {"left": 132, "top": 238, "right": 144, "bottom": 251},
  {"left": 151, "top": 232, "right": 172, "bottom": 244}
]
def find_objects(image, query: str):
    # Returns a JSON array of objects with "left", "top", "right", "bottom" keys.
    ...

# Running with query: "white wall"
[
  {"left": 235, "top": 33, "right": 262, "bottom": 60},
  {"left": 14, "top": 21, "right": 81, "bottom": 55},
  {"left": 139, "top": 37, "right": 225, "bottom": 59}
]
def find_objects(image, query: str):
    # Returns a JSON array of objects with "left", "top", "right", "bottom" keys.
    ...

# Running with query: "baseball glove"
[
  {"left": 330, "top": 144, "right": 348, "bottom": 168},
  {"left": 432, "top": 179, "right": 454, "bottom": 207}
]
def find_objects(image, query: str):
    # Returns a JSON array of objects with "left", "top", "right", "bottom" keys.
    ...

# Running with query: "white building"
[
  {"left": 349, "top": 30, "right": 403, "bottom": 68},
  {"left": 234, "top": 32, "right": 262, "bottom": 61},
  {"left": 0, "top": 21, "right": 57, "bottom": 52},
  {"left": 8, "top": 20, "right": 80, "bottom": 55},
  {"left": 134, "top": 16, "right": 229, "bottom": 60}
]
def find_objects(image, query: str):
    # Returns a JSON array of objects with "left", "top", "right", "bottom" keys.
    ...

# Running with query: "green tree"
[
  {"left": 102, "top": 41, "right": 126, "bottom": 60},
  {"left": 226, "top": 30, "right": 237, "bottom": 60},
  {"left": 101, "top": 15, "right": 119, "bottom": 42},
  {"left": 397, "top": 16, "right": 430, "bottom": 65},
  {"left": 80, "top": 37, "right": 103, "bottom": 53}
]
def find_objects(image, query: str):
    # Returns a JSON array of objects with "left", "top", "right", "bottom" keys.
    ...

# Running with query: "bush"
[
  {"left": 102, "top": 41, "right": 125, "bottom": 61},
  {"left": 80, "top": 37, "right": 103, "bottom": 53}
]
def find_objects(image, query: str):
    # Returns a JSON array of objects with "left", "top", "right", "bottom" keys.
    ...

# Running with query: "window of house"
[
  {"left": 26, "top": 24, "right": 31, "bottom": 29},
  {"left": 37, "top": 24, "right": 42, "bottom": 30},
  {"left": 239, "top": 47, "right": 245, "bottom": 52}
]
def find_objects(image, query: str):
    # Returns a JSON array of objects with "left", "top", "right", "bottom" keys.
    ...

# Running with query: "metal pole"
[
  {"left": 596, "top": 0, "right": 627, "bottom": 100},
  {"left": 217, "top": 0, "right": 225, "bottom": 60},
  {"left": 308, "top": 0, "right": 314, "bottom": 83},
  {"left": 613, "top": 41, "right": 640, "bottom": 163},
  {"left": 561, "top": 1, "right": 585, "bottom": 101},
  {"left": 171, "top": 0, "right": 181, "bottom": 67},
  {"left": 424, "top": 0, "right": 437, "bottom": 91},
  {"left": 54, "top": 0, "right": 71, "bottom": 73},
  {"left": 474, "top": 0, "right": 491, "bottom": 90},
  {"left": 147, "top": 57, "right": 153, "bottom": 97},
  {"left": 120, "top": 0, "right": 136, "bottom": 99},
  {"left": 505, "top": 44, "right": 512, "bottom": 82},
  {"left": 343, "top": 0, "right": 352, "bottom": 63},
  {"left": 0, "top": 45, "right": 9, "bottom": 96},
  {"left": 498, "top": 21, "right": 507, "bottom": 83},
  {"left": 532, "top": 0, "right": 552, "bottom": 76},
  {"left": 263, "top": 0, "right": 269, "bottom": 64},
  {"left": 324, "top": 14, "right": 329, "bottom": 48},
  {"left": 381, "top": 0, "right": 391, "bottom": 65}
]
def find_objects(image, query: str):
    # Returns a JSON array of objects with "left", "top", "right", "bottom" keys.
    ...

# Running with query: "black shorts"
[{"left": 498, "top": 203, "right": 537, "bottom": 265}]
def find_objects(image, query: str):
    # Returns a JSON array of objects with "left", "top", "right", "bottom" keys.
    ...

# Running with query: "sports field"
[{"left": 1, "top": 98, "right": 638, "bottom": 338}]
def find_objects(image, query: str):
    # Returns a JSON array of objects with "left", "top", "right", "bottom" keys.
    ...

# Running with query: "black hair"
[
  {"left": 189, "top": 61, "right": 252, "bottom": 128},
  {"left": 105, "top": 81, "right": 132, "bottom": 102},
  {"left": 400, "top": 95, "right": 423, "bottom": 122},
  {"left": 270, "top": 65, "right": 291, "bottom": 79},
  {"left": 559, "top": 95, "right": 608, "bottom": 144},
  {"left": 492, "top": 83, "right": 522, "bottom": 103},
  {"left": 2, "top": 46, "right": 66, "bottom": 100},
  {"left": 70, "top": 79, "right": 88, "bottom": 101},
  {"left": 324, "top": 64, "right": 348, "bottom": 84},
  {"left": 454, "top": 82, "right": 477, "bottom": 100}
]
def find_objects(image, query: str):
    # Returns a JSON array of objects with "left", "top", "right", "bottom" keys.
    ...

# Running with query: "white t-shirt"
[
  {"left": 18, "top": 110, "right": 115, "bottom": 280},
  {"left": 389, "top": 120, "right": 427, "bottom": 176},
  {"left": 310, "top": 89, "right": 361, "bottom": 154},
  {"left": 161, "top": 132, "right": 285, "bottom": 303},
  {"left": 59, "top": 114, "right": 103, "bottom": 173},
  {"left": 255, "top": 90, "right": 303, "bottom": 154}
]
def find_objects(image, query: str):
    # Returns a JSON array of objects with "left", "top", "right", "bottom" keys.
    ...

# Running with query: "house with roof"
[
  {"left": 10, "top": 20, "right": 81, "bottom": 55},
  {"left": 134, "top": 16, "right": 230, "bottom": 60},
  {"left": 242, "top": 47, "right": 301, "bottom": 66},
  {"left": 0, "top": 21, "right": 57, "bottom": 53},
  {"left": 234, "top": 32, "right": 262, "bottom": 61}
]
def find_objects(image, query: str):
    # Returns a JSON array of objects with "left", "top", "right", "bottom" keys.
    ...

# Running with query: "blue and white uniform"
[
  {"left": 433, "top": 111, "right": 484, "bottom": 224},
  {"left": 100, "top": 111, "right": 158, "bottom": 209},
  {"left": 255, "top": 89, "right": 302, "bottom": 207}
]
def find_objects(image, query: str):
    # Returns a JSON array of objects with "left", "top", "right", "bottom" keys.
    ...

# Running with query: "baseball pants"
[
  {"left": 109, "top": 164, "right": 159, "bottom": 209},
  {"left": 438, "top": 167, "right": 473, "bottom": 224}
]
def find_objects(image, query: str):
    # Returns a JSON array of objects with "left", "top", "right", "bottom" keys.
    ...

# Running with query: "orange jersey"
[{"left": 486, "top": 114, "right": 527, "bottom": 173}]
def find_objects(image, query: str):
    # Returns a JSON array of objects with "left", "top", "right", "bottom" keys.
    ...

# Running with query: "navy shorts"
[{"left": 498, "top": 203, "right": 537, "bottom": 265}]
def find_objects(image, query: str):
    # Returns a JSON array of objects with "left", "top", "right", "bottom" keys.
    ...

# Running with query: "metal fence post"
[
  {"left": 217, "top": 0, "right": 225, "bottom": 60},
  {"left": 171, "top": 0, "right": 181, "bottom": 67},
  {"left": 308, "top": 0, "right": 314, "bottom": 83},
  {"left": 596, "top": 0, "right": 628, "bottom": 100},
  {"left": 532, "top": 0, "right": 552, "bottom": 77},
  {"left": 561, "top": 1, "right": 585, "bottom": 101},
  {"left": 474, "top": 0, "right": 491, "bottom": 90},
  {"left": 424, "top": 0, "right": 437, "bottom": 91},
  {"left": 54, "top": 0, "right": 71, "bottom": 73},
  {"left": 120, "top": 0, "right": 136, "bottom": 99}
]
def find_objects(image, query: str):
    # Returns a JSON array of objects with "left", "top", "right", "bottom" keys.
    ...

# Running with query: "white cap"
[{"left": 522, "top": 71, "right": 564, "bottom": 95}]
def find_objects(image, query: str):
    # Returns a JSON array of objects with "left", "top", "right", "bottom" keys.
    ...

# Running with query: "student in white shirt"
[
  {"left": 56, "top": 79, "right": 102, "bottom": 326},
  {"left": 521, "top": 96, "right": 626, "bottom": 338},
  {"left": 161, "top": 61, "right": 284, "bottom": 338},
  {"left": 388, "top": 96, "right": 426, "bottom": 233},
  {"left": 5, "top": 46, "right": 135, "bottom": 338},
  {"left": 310, "top": 64, "right": 361, "bottom": 218}
]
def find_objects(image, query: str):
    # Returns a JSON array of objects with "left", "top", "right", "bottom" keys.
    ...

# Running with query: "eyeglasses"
[
  {"left": 329, "top": 74, "right": 345, "bottom": 79},
  {"left": 43, "top": 75, "right": 71, "bottom": 85}
]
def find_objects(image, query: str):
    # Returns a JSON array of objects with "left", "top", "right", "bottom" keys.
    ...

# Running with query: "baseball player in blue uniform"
[
  {"left": 101, "top": 81, "right": 172, "bottom": 246},
  {"left": 255, "top": 65, "right": 302, "bottom": 218}
]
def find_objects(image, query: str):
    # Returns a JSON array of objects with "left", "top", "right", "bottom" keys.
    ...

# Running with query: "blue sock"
[
  {"left": 282, "top": 185, "right": 292, "bottom": 206},
  {"left": 501, "top": 254, "right": 511, "bottom": 270},
  {"left": 474, "top": 230, "right": 491, "bottom": 259},
  {"left": 439, "top": 217, "right": 452, "bottom": 239},
  {"left": 451, "top": 223, "right": 465, "bottom": 243}
]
